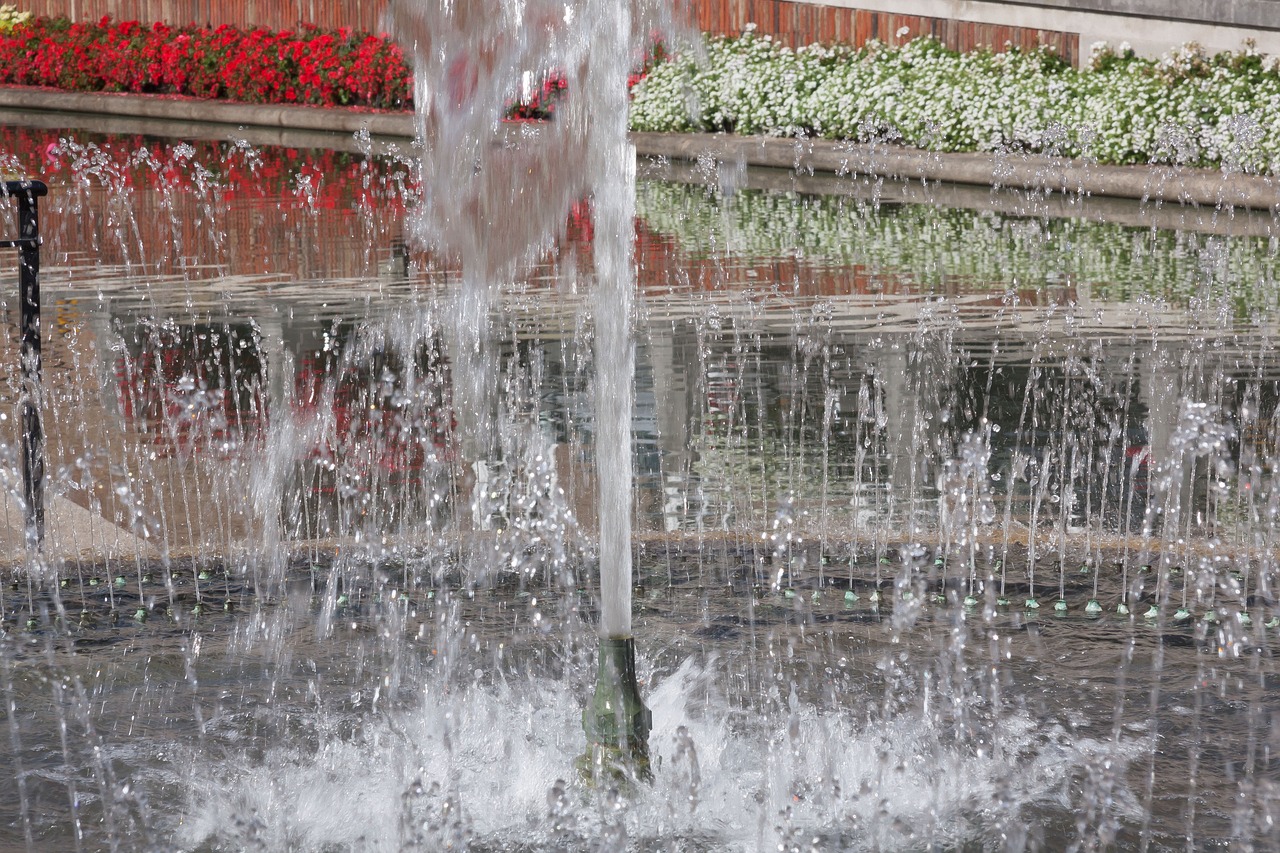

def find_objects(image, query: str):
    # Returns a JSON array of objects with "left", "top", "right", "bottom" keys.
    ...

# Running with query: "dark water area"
[{"left": 0, "top": 123, "right": 1279, "bottom": 850}]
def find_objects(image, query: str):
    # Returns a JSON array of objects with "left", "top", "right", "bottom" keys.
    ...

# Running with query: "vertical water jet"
[
  {"left": 580, "top": 0, "right": 652, "bottom": 779},
  {"left": 386, "top": 0, "right": 652, "bottom": 777}
]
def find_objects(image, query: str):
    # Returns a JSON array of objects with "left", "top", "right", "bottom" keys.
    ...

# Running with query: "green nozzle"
[{"left": 580, "top": 636, "right": 652, "bottom": 783}]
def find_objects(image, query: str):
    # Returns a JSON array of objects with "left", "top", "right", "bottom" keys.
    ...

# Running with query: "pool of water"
[{"left": 1, "top": 124, "right": 1279, "bottom": 850}]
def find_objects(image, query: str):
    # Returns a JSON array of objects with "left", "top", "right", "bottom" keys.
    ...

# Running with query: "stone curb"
[
  {"left": 631, "top": 132, "right": 1280, "bottom": 212},
  {"left": 4, "top": 86, "right": 1278, "bottom": 210},
  {"left": 0, "top": 86, "right": 418, "bottom": 137}
]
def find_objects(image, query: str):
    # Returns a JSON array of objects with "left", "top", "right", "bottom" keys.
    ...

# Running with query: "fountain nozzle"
[{"left": 580, "top": 636, "right": 652, "bottom": 783}]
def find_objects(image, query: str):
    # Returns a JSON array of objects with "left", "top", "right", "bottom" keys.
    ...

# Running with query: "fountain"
[
  {"left": 2, "top": 7, "right": 1280, "bottom": 852},
  {"left": 386, "top": 0, "right": 654, "bottom": 778}
]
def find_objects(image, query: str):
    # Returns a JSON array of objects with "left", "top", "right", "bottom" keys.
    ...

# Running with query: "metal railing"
[{"left": 2, "top": 178, "right": 47, "bottom": 548}]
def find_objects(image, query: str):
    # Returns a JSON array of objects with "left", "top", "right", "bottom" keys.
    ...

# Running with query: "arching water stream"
[{"left": 1, "top": 39, "right": 1279, "bottom": 853}]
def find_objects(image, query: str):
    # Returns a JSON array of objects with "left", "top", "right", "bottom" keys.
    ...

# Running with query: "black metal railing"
[{"left": 2, "top": 178, "right": 47, "bottom": 548}]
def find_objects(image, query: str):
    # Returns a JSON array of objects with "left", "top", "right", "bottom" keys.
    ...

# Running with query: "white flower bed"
[{"left": 629, "top": 32, "right": 1280, "bottom": 173}]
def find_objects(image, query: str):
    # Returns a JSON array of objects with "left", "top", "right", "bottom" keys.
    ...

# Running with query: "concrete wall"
[
  {"left": 806, "top": 0, "right": 1280, "bottom": 64},
  {"left": 992, "top": 0, "right": 1280, "bottom": 31}
]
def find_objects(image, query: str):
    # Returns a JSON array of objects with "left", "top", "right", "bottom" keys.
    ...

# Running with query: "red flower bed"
[
  {"left": 507, "top": 74, "right": 569, "bottom": 121},
  {"left": 0, "top": 16, "right": 414, "bottom": 109},
  {"left": 0, "top": 17, "right": 665, "bottom": 116}
]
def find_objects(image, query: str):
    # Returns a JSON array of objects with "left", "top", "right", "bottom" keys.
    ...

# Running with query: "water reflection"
[
  {"left": 1, "top": 125, "right": 1277, "bottom": 571},
  {"left": 1, "top": 124, "right": 1280, "bottom": 849},
  {"left": 89, "top": 305, "right": 1271, "bottom": 560}
]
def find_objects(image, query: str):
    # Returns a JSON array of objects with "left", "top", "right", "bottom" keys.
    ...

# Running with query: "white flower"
[{"left": 626, "top": 32, "right": 1280, "bottom": 173}]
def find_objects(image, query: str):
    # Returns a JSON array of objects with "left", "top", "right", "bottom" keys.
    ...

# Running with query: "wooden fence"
[
  {"left": 16, "top": 0, "right": 1078, "bottom": 62},
  {"left": 691, "top": 1, "right": 1077, "bottom": 59},
  {"left": 23, "top": 0, "right": 390, "bottom": 32}
]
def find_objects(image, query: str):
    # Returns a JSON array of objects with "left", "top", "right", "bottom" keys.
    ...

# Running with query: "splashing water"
[
  {"left": 174, "top": 657, "right": 1144, "bottom": 852},
  {"left": 385, "top": 0, "right": 651, "bottom": 636}
]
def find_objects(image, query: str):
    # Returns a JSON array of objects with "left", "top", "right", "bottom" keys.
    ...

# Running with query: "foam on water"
[{"left": 175, "top": 657, "right": 1142, "bottom": 850}]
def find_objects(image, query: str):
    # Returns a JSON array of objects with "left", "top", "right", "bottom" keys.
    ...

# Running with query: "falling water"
[
  {"left": 584, "top": 0, "right": 638, "bottom": 640},
  {"left": 386, "top": 0, "right": 641, "bottom": 639}
]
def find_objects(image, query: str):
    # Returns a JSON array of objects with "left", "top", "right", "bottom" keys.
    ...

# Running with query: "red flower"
[
  {"left": 0, "top": 14, "right": 414, "bottom": 109},
  {"left": 0, "top": 15, "right": 658, "bottom": 115}
]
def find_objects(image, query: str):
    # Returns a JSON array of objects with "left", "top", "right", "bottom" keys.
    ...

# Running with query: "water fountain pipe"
[
  {"left": 1, "top": 179, "right": 47, "bottom": 547},
  {"left": 580, "top": 636, "right": 652, "bottom": 782}
]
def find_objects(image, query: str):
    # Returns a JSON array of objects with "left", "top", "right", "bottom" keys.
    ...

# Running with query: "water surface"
[{"left": 0, "top": 124, "right": 1278, "bottom": 850}]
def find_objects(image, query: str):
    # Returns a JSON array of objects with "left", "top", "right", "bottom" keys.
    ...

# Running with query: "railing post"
[{"left": 3, "top": 179, "right": 48, "bottom": 549}]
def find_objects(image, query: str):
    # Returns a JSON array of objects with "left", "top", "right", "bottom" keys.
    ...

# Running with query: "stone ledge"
[
  {"left": 0, "top": 86, "right": 417, "bottom": 137},
  {"left": 632, "top": 132, "right": 1280, "bottom": 212}
]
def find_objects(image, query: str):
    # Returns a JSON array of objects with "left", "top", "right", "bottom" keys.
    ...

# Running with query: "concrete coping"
[
  {"left": 631, "top": 132, "right": 1280, "bottom": 213},
  {"left": 1, "top": 85, "right": 1277, "bottom": 211}
]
